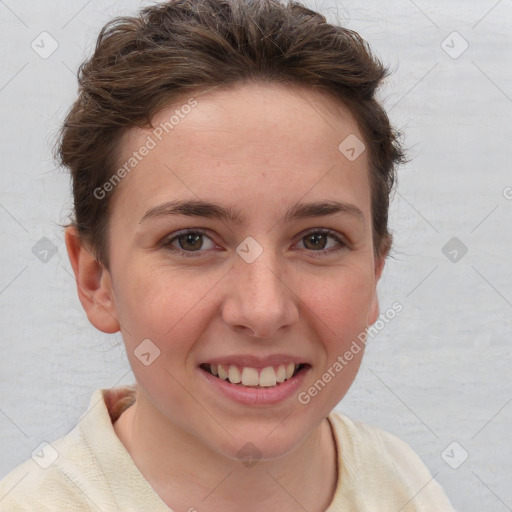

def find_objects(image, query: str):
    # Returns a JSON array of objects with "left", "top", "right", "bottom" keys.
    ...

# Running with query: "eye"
[
  {"left": 162, "top": 229, "right": 216, "bottom": 257},
  {"left": 296, "top": 229, "right": 346, "bottom": 254},
  {"left": 161, "top": 228, "right": 347, "bottom": 258}
]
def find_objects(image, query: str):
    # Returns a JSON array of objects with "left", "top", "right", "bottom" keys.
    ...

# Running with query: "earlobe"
[
  {"left": 374, "top": 252, "right": 386, "bottom": 282},
  {"left": 368, "top": 253, "right": 387, "bottom": 325},
  {"left": 64, "top": 227, "right": 120, "bottom": 334},
  {"left": 368, "top": 291, "right": 380, "bottom": 326}
]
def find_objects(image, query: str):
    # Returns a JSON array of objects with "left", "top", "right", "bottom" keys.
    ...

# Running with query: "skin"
[{"left": 65, "top": 82, "right": 387, "bottom": 512}]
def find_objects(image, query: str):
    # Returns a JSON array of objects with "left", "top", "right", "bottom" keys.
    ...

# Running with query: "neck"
[{"left": 113, "top": 389, "right": 338, "bottom": 512}]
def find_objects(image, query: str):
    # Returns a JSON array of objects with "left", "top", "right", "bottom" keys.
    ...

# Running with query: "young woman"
[{"left": 0, "top": 0, "right": 455, "bottom": 510}]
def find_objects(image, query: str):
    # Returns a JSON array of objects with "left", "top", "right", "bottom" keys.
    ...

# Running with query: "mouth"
[{"left": 199, "top": 362, "right": 309, "bottom": 389}]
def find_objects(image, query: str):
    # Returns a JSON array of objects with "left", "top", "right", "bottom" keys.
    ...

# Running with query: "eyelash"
[{"left": 161, "top": 228, "right": 348, "bottom": 258}]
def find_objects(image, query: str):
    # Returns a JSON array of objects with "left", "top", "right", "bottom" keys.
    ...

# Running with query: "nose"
[{"left": 221, "top": 251, "right": 299, "bottom": 339}]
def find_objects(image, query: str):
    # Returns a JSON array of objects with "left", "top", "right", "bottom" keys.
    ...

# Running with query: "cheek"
[
  {"left": 113, "top": 249, "right": 375, "bottom": 355},
  {"left": 113, "top": 265, "right": 218, "bottom": 349},
  {"left": 302, "top": 266, "right": 374, "bottom": 337},
  {"left": 113, "top": 269, "right": 215, "bottom": 403},
  {"left": 292, "top": 269, "right": 373, "bottom": 412}
]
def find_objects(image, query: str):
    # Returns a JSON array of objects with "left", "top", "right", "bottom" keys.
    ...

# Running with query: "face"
[{"left": 95, "top": 82, "right": 384, "bottom": 460}]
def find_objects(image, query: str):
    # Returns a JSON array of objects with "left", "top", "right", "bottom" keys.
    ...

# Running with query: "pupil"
[
  {"left": 181, "top": 233, "right": 202, "bottom": 251},
  {"left": 306, "top": 233, "right": 326, "bottom": 250}
]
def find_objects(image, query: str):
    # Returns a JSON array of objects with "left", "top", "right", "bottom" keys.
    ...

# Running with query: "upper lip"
[{"left": 200, "top": 354, "right": 310, "bottom": 369}]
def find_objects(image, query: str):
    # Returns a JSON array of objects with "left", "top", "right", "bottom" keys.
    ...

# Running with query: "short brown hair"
[{"left": 58, "top": 0, "right": 406, "bottom": 268}]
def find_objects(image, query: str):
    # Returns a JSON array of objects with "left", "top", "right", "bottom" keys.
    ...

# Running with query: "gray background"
[{"left": 0, "top": 1, "right": 511, "bottom": 510}]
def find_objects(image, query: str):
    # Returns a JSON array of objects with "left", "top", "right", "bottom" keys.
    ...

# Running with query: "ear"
[
  {"left": 64, "top": 226, "right": 120, "bottom": 334},
  {"left": 367, "top": 248, "right": 388, "bottom": 325}
]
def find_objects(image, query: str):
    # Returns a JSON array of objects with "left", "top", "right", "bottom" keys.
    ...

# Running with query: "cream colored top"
[{"left": 0, "top": 387, "right": 456, "bottom": 511}]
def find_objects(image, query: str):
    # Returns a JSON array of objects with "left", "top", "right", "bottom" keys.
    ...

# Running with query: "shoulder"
[
  {"left": 329, "top": 411, "right": 426, "bottom": 466},
  {"left": 0, "top": 387, "right": 138, "bottom": 512},
  {"left": 0, "top": 427, "right": 98, "bottom": 511},
  {"left": 327, "top": 411, "right": 456, "bottom": 511}
]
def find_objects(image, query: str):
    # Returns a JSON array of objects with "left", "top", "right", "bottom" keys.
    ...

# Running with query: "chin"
[{"left": 203, "top": 415, "right": 318, "bottom": 464}]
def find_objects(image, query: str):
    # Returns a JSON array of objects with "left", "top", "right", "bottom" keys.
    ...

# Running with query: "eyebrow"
[{"left": 139, "top": 199, "right": 365, "bottom": 225}]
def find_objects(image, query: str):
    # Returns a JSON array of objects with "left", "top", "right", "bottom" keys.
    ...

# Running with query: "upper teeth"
[{"left": 209, "top": 363, "right": 299, "bottom": 387}]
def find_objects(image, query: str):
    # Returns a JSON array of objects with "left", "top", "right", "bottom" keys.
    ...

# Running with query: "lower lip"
[{"left": 198, "top": 366, "right": 310, "bottom": 406}]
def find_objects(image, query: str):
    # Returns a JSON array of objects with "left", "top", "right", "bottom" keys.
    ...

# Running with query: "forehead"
[{"left": 111, "top": 82, "right": 371, "bottom": 225}]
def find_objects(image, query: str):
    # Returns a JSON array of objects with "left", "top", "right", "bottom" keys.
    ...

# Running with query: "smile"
[{"left": 200, "top": 363, "right": 308, "bottom": 388}]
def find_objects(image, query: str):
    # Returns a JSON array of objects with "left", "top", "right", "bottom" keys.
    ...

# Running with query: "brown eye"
[
  {"left": 303, "top": 233, "right": 329, "bottom": 250},
  {"left": 163, "top": 230, "right": 216, "bottom": 257},
  {"left": 297, "top": 230, "right": 346, "bottom": 254},
  {"left": 177, "top": 233, "right": 203, "bottom": 251}
]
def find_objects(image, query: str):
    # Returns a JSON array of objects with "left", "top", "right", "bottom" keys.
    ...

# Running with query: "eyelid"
[
  {"left": 294, "top": 227, "right": 349, "bottom": 254},
  {"left": 161, "top": 227, "right": 349, "bottom": 257},
  {"left": 161, "top": 228, "right": 218, "bottom": 257}
]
